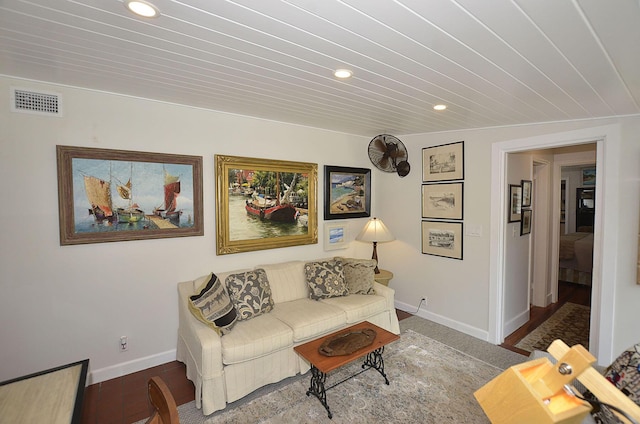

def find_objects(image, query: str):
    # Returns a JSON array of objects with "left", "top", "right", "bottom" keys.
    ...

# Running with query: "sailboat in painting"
[
  {"left": 116, "top": 168, "right": 145, "bottom": 224},
  {"left": 153, "top": 169, "right": 182, "bottom": 225},
  {"left": 83, "top": 175, "right": 117, "bottom": 224}
]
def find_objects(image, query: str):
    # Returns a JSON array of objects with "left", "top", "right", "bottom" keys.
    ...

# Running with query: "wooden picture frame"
[
  {"left": 324, "top": 221, "right": 349, "bottom": 251},
  {"left": 324, "top": 165, "right": 371, "bottom": 220},
  {"left": 521, "top": 179, "right": 532, "bottom": 208},
  {"left": 582, "top": 167, "right": 596, "bottom": 186},
  {"left": 56, "top": 145, "right": 203, "bottom": 246},
  {"left": 422, "top": 182, "right": 463, "bottom": 220},
  {"left": 521, "top": 209, "right": 532, "bottom": 236},
  {"left": 422, "top": 141, "right": 464, "bottom": 182},
  {"left": 421, "top": 220, "right": 463, "bottom": 260},
  {"left": 508, "top": 184, "right": 522, "bottom": 222},
  {"left": 215, "top": 154, "right": 317, "bottom": 255}
]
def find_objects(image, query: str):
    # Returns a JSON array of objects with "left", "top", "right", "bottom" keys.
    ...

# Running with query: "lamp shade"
[{"left": 356, "top": 217, "right": 394, "bottom": 243}]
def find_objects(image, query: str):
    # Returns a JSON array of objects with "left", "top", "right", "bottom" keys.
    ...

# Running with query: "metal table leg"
[{"left": 306, "top": 365, "right": 332, "bottom": 419}]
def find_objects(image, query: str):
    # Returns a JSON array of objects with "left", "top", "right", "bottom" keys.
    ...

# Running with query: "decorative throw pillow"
[
  {"left": 304, "top": 259, "right": 348, "bottom": 300},
  {"left": 339, "top": 257, "right": 377, "bottom": 295},
  {"left": 188, "top": 273, "right": 237, "bottom": 335},
  {"left": 225, "top": 269, "right": 274, "bottom": 321}
]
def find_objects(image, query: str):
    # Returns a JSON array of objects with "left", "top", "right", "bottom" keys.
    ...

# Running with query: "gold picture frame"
[
  {"left": 56, "top": 145, "right": 203, "bottom": 245},
  {"left": 215, "top": 154, "right": 317, "bottom": 255}
]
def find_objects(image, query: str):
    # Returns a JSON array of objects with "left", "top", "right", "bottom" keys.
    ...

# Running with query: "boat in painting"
[
  {"left": 153, "top": 169, "right": 182, "bottom": 225},
  {"left": 83, "top": 175, "right": 117, "bottom": 224},
  {"left": 244, "top": 173, "right": 299, "bottom": 223},
  {"left": 116, "top": 178, "right": 145, "bottom": 224}
]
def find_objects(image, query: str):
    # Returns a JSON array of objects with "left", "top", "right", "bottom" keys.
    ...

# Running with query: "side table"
[{"left": 374, "top": 269, "right": 393, "bottom": 286}]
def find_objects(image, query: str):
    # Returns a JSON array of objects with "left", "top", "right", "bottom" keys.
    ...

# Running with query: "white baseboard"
[
  {"left": 503, "top": 309, "right": 530, "bottom": 337},
  {"left": 88, "top": 349, "right": 177, "bottom": 385},
  {"left": 395, "top": 300, "right": 489, "bottom": 341}
]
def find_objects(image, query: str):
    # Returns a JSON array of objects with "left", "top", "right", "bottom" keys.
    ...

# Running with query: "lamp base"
[{"left": 372, "top": 242, "right": 380, "bottom": 274}]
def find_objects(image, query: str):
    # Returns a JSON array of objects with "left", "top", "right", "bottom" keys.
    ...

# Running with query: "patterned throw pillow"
[
  {"left": 304, "top": 259, "right": 348, "bottom": 300},
  {"left": 225, "top": 269, "right": 274, "bottom": 321},
  {"left": 188, "top": 273, "right": 237, "bottom": 335},
  {"left": 339, "top": 257, "right": 377, "bottom": 295}
]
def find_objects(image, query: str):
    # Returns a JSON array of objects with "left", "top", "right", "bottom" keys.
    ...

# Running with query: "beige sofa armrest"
[
  {"left": 373, "top": 281, "right": 400, "bottom": 334},
  {"left": 177, "top": 281, "right": 226, "bottom": 413}
]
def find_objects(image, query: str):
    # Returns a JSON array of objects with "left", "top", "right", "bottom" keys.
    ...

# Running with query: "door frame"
[{"left": 488, "top": 124, "right": 619, "bottom": 364}]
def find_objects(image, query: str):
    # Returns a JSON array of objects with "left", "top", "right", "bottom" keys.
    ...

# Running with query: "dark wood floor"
[
  {"left": 81, "top": 292, "right": 588, "bottom": 424},
  {"left": 500, "top": 280, "right": 592, "bottom": 355}
]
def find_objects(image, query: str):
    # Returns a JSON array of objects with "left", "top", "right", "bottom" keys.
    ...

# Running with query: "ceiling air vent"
[{"left": 11, "top": 87, "right": 63, "bottom": 116}]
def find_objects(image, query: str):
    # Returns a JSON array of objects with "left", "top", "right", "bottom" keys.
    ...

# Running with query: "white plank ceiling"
[{"left": 1, "top": 0, "right": 639, "bottom": 136}]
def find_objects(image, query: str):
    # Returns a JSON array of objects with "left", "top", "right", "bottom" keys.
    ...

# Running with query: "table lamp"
[{"left": 356, "top": 217, "right": 395, "bottom": 273}]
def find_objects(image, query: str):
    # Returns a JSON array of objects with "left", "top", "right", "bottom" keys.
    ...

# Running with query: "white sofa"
[{"left": 176, "top": 259, "right": 400, "bottom": 415}]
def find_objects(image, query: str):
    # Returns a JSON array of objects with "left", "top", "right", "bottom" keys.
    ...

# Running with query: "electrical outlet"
[
  {"left": 120, "top": 336, "right": 128, "bottom": 352},
  {"left": 422, "top": 296, "right": 428, "bottom": 306}
]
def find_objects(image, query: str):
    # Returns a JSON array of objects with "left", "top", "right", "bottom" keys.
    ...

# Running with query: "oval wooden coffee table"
[{"left": 293, "top": 321, "right": 400, "bottom": 419}]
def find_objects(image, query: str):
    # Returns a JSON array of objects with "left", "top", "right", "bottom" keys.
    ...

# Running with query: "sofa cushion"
[
  {"left": 188, "top": 273, "right": 237, "bottom": 335},
  {"left": 339, "top": 257, "right": 377, "bottom": 295},
  {"left": 270, "top": 299, "right": 346, "bottom": 343},
  {"left": 225, "top": 269, "right": 274, "bottom": 321},
  {"left": 257, "top": 261, "right": 308, "bottom": 304},
  {"left": 304, "top": 259, "right": 348, "bottom": 300},
  {"left": 220, "top": 313, "right": 293, "bottom": 364},
  {"left": 320, "top": 294, "right": 387, "bottom": 324}
]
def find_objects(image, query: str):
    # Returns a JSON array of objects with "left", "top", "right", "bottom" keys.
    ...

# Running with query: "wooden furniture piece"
[
  {"left": 294, "top": 321, "right": 399, "bottom": 419},
  {"left": 475, "top": 340, "right": 640, "bottom": 424},
  {"left": 374, "top": 269, "right": 393, "bottom": 286},
  {"left": 145, "top": 376, "right": 180, "bottom": 424},
  {"left": 0, "top": 359, "right": 89, "bottom": 424}
]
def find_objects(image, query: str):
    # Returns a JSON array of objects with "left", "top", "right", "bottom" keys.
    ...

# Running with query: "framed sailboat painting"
[
  {"left": 215, "top": 154, "right": 318, "bottom": 255},
  {"left": 56, "top": 145, "right": 203, "bottom": 245}
]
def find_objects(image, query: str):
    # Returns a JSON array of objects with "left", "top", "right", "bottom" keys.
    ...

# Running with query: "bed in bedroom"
[{"left": 559, "top": 231, "right": 594, "bottom": 285}]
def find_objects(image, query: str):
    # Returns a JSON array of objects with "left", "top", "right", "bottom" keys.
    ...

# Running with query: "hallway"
[{"left": 501, "top": 281, "right": 592, "bottom": 355}]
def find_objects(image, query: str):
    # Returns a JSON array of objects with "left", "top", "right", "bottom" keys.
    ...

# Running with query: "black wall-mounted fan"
[{"left": 367, "top": 134, "right": 411, "bottom": 177}]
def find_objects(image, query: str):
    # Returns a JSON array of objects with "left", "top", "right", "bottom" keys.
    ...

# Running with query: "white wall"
[
  {"left": 381, "top": 118, "right": 640, "bottom": 363},
  {"left": 0, "top": 76, "right": 372, "bottom": 384},
  {"left": 2, "top": 75, "right": 639, "bottom": 383}
]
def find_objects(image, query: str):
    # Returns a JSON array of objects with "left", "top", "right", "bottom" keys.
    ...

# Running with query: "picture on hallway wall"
[
  {"left": 215, "top": 154, "right": 318, "bottom": 255},
  {"left": 422, "top": 141, "right": 464, "bottom": 182},
  {"left": 421, "top": 220, "right": 463, "bottom": 260},
  {"left": 521, "top": 209, "right": 532, "bottom": 236},
  {"left": 56, "top": 145, "right": 203, "bottom": 246},
  {"left": 521, "top": 179, "right": 532, "bottom": 208},
  {"left": 421, "top": 182, "right": 463, "bottom": 220},
  {"left": 508, "top": 184, "right": 522, "bottom": 222}
]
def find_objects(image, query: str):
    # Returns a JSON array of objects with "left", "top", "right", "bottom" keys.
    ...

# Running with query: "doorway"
[{"left": 488, "top": 124, "right": 617, "bottom": 364}]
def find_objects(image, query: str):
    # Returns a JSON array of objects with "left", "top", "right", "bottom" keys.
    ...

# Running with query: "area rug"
[
  {"left": 147, "top": 330, "right": 505, "bottom": 423},
  {"left": 515, "top": 302, "right": 590, "bottom": 353}
]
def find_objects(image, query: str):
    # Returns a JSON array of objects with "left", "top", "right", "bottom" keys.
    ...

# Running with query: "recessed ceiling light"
[
  {"left": 433, "top": 104, "right": 447, "bottom": 111},
  {"left": 125, "top": 0, "right": 160, "bottom": 18},
  {"left": 334, "top": 69, "right": 353, "bottom": 79}
]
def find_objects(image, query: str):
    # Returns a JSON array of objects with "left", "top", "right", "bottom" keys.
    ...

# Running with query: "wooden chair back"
[{"left": 144, "top": 376, "right": 180, "bottom": 424}]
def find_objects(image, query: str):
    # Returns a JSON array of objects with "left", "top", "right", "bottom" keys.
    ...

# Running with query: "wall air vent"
[{"left": 11, "top": 87, "right": 63, "bottom": 116}]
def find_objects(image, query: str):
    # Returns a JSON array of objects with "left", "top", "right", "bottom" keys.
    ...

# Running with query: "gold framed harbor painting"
[
  {"left": 56, "top": 145, "right": 203, "bottom": 245},
  {"left": 215, "top": 154, "right": 318, "bottom": 255}
]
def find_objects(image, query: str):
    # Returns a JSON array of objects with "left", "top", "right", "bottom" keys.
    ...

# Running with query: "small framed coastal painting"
[
  {"left": 215, "top": 155, "right": 318, "bottom": 255},
  {"left": 324, "top": 165, "right": 371, "bottom": 220},
  {"left": 56, "top": 145, "right": 203, "bottom": 245},
  {"left": 422, "top": 182, "right": 463, "bottom": 220},
  {"left": 422, "top": 141, "right": 464, "bottom": 182},
  {"left": 421, "top": 220, "right": 463, "bottom": 260},
  {"left": 324, "top": 221, "right": 349, "bottom": 251}
]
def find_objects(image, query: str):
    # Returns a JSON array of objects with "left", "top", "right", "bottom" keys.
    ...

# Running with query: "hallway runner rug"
[
  {"left": 137, "top": 329, "right": 510, "bottom": 423},
  {"left": 515, "top": 302, "right": 590, "bottom": 353}
]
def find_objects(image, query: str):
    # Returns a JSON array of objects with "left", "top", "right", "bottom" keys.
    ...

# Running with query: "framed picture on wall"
[
  {"left": 421, "top": 182, "right": 463, "bottom": 220},
  {"left": 324, "top": 221, "right": 349, "bottom": 251},
  {"left": 56, "top": 145, "right": 203, "bottom": 245},
  {"left": 422, "top": 141, "right": 464, "bottom": 182},
  {"left": 521, "top": 209, "right": 532, "bottom": 235},
  {"left": 215, "top": 154, "right": 317, "bottom": 255},
  {"left": 521, "top": 179, "right": 532, "bottom": 208},
  {"left": 508, "top": 184, "right": 522, "bottom": 222},
  {"left": 421, "top": 220, "right": 463, "bottom": 260},
  {"left": 324, "top": 166, "right": 371, "bottom": 220},
  {"left": 582, "top": 167, "right": 596, "bottom": 186}
]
